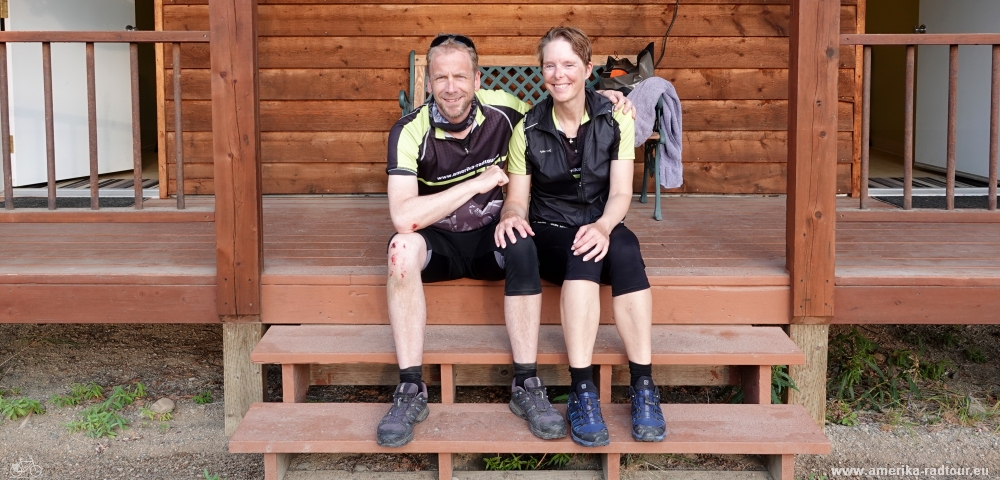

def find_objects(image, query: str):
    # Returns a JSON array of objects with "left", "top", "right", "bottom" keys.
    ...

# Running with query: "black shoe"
[
  {"left": 629, "top": 376, "right": 666, "bottom": 442},
  {"left": 376, "top": 382, "right": 429, "bottom": 447},
  {"left": 509, "top": 377, "right": 568, "bottom": 440}
]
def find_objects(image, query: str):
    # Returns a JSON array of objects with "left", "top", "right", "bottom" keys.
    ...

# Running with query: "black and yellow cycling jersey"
[
  {"left": 387, "top": 89, "right": 528, "bottom": 233},
  {"left": 507, "top": 89, "right": 635, "bottom": 228}
]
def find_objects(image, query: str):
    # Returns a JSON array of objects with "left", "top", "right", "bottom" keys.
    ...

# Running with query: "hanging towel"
[{"left": 627, "top": 77, "right": 683, "bottom": 189}]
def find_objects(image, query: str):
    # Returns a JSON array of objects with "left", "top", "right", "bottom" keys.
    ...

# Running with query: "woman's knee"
[{"left": 607, "top": 226, "right": 643, "bottom": 263}]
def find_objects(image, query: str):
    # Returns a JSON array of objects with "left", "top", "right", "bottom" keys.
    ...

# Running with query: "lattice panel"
[{"left": 479, "top": 66, "right": 606, "bottom": 106}]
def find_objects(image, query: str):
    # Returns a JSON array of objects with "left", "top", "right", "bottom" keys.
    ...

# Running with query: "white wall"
[
  {"left": 915, "top": 0, "right": 1000, "bottom": 179},
  {"left": 8, "top": 0, "right": 136, "bottom": 186}
]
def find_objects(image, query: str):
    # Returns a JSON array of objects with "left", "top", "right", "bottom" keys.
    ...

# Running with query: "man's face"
[{"left": 427, "top": 48, "right": 481, "bottom": 123}]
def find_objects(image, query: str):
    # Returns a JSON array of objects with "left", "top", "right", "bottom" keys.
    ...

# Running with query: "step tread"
[
  {"left": 229, "top": 402, "right": 829, "bottom": 455},
  {"left": 252, "top": 325, "right": 804, "bottom": 366}
]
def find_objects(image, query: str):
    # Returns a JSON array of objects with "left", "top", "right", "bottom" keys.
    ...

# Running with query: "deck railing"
[
  {"left": 842, "top": 34, "right": 1000, "bottom": 211},
  {"left": 0, "top": 31, "right": 209, "bottom": 211}
]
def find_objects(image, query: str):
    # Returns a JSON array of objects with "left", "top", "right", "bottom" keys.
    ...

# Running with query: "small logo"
[
  {"left": 538, "top": 149, "right": 552, "bottom": 154},
  {"left": 9, "top": 457, "right": 43, "bottom": 479}
]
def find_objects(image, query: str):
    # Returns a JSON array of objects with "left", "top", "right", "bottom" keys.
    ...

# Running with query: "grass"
[
  {"left": 50, "top": 382, "right": 104, "bottom": 407},
  {"left": 484, "top": 453, "right": 575, "bottom": 471},
  {"left": 65, "top": 382, "right": 148, "bottom": 438},
  {"left": 826, "top": 326, "right": 999, "bottom": 430},
  {"left": 193, "top": 389, "right": 214, "bottom": 405},
  {"left": 203, "top": 469, "right": 222, "bottom": 480}
]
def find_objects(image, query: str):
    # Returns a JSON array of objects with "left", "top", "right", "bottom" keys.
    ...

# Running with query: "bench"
[
  {"left": 230, "top": 324, "right": 829, "bottom": 480},
  {"left": 399, "top": 51, "right": 667, "bottom": 220}
]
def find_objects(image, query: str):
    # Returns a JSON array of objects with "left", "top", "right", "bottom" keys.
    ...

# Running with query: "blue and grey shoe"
[
  {"left": 628, "top": 376, "right": 666, "bottom": 442},
  {"left": 565, "top": 381, "right": 609, "bottom": 447},
  {"left": 376, "top": 382, "right": 429, "bottom": 447}
]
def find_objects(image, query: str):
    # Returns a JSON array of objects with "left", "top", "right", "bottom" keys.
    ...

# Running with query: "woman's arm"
[{"left": 571, "top": 160, "right": 634, "bottom": 261}]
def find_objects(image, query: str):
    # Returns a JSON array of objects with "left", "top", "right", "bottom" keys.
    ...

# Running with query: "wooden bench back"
[{"left": 404, "top": 52, "right": 637, "bottom": 111}]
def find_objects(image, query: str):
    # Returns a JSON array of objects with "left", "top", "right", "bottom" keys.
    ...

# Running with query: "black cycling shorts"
[
  {"left": 531, "top": 222, "right": 650, "bottom": 297},
  {"left": 387, "top": 223, "right": 542, "bottom": 296}
]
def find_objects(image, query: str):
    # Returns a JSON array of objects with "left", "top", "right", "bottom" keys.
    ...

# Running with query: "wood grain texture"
[
  {"left": 834, "top": 286, "right": 1000, "bottom": 324},
  {"left": 171, "top": 37, "right": 858, "bottom": 70},
  {"left": 0, "top": 284, "right": 217, "bottom": 323},
  {"left": 210, "top": 0, "right": 263, "bottom": 315},
  {"left": 224, "top": 322, "right": 264, "bottom": 436},
  {"left": 229, "top": 402, "right": 831, "bottom": 455},
  {"left": 786, "top": 0, "right": 840, "bottom": 318},
  {"left": 787, "top": 324, "right": 828, "bottom": 426},
  {"left": 165, "top": 4, "right": 858, "bottom": 37}
]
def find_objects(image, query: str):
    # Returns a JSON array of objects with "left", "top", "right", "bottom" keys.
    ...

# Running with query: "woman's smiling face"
[{"left": 541, "top": 38, "right": 593, "bottom": 105}]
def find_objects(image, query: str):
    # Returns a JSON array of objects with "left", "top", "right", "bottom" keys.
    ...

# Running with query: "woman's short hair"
[
  {"left": 536, "top": 26, "right": 592, "bottom": 66},
  {"left": 426, "top": 35, "right": 479, "bottom": 79}
]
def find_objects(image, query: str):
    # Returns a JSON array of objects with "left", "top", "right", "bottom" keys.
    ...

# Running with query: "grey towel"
[{"left": 627, "top": 77, "right": 683, "bottom": 189}]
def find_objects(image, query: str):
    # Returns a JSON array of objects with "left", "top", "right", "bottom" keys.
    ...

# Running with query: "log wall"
[{"left": 157, "top": 0, "right": 865, "bottom": 195}]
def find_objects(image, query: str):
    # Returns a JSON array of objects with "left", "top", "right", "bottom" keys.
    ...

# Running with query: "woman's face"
[{"left": 541, "top": 38, "right": 593, "bottom": 105}]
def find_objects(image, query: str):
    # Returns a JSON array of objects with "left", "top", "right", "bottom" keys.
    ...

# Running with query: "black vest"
[{"left": 523, "top": 89, "right": 622, "bottom": 227}]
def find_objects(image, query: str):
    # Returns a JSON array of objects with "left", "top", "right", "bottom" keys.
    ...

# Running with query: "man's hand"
[
  {"left": 597, "top": 90, "right": 636, "bottom": 119},
  {"left": 572, "top": 222, "right": 611, "bottom": 262},
  {"left": 494, "top": 211, "right": 534, "bottom": 248},
  {"left": 473, "top": 165, "right": 509, "bottom": 194}
]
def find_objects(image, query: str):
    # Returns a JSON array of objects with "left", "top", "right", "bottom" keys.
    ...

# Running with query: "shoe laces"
[
  {"left": 386, "top": 392, "right": 419, "bottom": 421},
  {"left": 572, "top": 392, "right": 604, "bottom": 426},
  {"left": 632, "top": 388, "right": 663, "bottom": 422}
]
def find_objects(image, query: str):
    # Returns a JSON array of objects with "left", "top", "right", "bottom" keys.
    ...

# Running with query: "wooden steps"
[
  {"left": 253, "top": 325, "right": 805, "bottom": 405},
  {"left": 230, "top": 403, "right": 830, "bottom": 480},
  {"left": 230, "top": 323, "right": 825, "bottom": 480}
]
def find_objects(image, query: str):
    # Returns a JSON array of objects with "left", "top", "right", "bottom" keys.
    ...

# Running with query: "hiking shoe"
[
  {"left": 376, "top": 382, "right": 429, "bottom": 447},
  {"left": 509, "top": 377, "right": 568, "bottom": 440},
  {"left": 565, "top": 382, "right": 609, "bottom": 447},
  {"left": 629, "top": 376, "right": 666, "bottom": 442}
]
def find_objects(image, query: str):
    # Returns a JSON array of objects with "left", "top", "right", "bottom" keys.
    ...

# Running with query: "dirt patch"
[{"left": 2, "top": 323, "right": 999, "bottom": 479}]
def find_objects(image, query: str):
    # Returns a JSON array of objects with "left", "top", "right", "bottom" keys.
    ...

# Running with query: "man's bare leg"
[
  {"left": 505, "top": 294, "right": 542, "bottom": 364},
  {"left": 386, "top": 233, "right": 428, "bottom": 369},
  {"left": 611, "top": 288, "right": 653, "bottom": 365}
]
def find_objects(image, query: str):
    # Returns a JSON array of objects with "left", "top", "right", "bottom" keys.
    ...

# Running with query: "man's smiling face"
[{"left": 427, "top": 48, "right": 481, "bottom": 123}]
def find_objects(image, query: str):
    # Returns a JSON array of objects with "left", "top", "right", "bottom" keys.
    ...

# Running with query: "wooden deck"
[{"left": 2, "top": 196, "right": 997, "bottom": 324}]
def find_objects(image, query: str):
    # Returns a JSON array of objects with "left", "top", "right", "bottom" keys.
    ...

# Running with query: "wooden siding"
[{"left": 158, "top": 0, "right": 864, "bottom": 195}]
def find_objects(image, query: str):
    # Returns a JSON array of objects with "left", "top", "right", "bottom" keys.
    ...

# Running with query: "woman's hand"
[
  {"left": 494, "top": 212, "right": 534, "bottom": 248},
  {"left": 572, "top": 222, "right": 611, "bottom": 262},
  {"left": 597, "top": 90, "right": 636, "bottom": 119}
]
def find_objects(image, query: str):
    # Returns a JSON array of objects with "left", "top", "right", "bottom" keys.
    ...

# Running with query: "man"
[{"left": 378, "top": 34, "right": 630, "bottom": 447}]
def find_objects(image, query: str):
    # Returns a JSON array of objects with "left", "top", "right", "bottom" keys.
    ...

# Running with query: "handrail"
[
  {"left": 0, "top": 31, "right": 209, "bottom": 43},
  {"left": 842, "top": 34, "right": 999, "bottom": 211},
  {"left": 841, "top": 33, "right": 1000, "bottom": 45},
  {"left": 0, "top": 31, "right": 209, "bottom": 212}
]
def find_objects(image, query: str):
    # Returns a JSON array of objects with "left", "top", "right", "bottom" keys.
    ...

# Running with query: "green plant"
[
  {"left": 771, "top": 365, "right": 799, "bottom": 404},
  {"left": 203, "top": 470, "right": 222, "bottom": 480},
  {"left": 51, "top": 382, "right": 104, "bottom": 407},
  {"left": 964, "top": 346, "right": 987, "bottom": 364},
  {"left": 193, "top": 389, "right": 214, "bottom": 405},
  {"left": 0, "top": 396, "right": 45, "bottom": 420},
  {"left": 825, "top": 400, "right": 858, "bottom": 426},
  {"left": 64, "top": 382, "right": 147, "bottom": 438},
  {"left": 920, "top": 358, "right": 953, "bottom": 381},
  {"left": 550, "top": 393, "right": 569, "bottom": 404},
  {"left": 483, "top": 453, "right": 575, "bottom": 471}
]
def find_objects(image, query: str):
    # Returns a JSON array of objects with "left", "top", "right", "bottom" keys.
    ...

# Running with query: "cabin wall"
[{"left": 158, "top": 0, "right": 864, "bottom": 196}]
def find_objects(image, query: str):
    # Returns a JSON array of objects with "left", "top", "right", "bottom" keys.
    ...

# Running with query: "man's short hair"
[
  {"left": 536, "top": 26, "right": 592, "bottom": 67},
  {"left": 425, "top": 35, "right": 479, "bottom": 80}
]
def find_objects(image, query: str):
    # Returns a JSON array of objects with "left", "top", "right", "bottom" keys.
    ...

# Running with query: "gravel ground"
[{"left": 2, "top": 323, "right": 999, "bottom": 480}]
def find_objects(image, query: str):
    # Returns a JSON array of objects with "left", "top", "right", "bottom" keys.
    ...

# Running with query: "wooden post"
[
  {"left": 787, "top": 0, "right": 839, "bottom": 425},
  {"left": 210, "top": 0, "right": 263, "bottom": 436}
]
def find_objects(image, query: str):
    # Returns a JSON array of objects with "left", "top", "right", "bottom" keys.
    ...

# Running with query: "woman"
[{"left": 495, "top": 27, "right": 665, "bottom": 447}]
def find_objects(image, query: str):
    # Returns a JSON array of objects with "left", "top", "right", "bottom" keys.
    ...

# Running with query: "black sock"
[
  {"left": 399, "top": 365, "right": 423, "bottom": 385},
  {"left": 569, "top": 365, "right": 594, "bottom": 392},
  {"left": 513, "top": 362, "right": 537, "bottom": 388},
  {"left": 629, "top": 361, "right": 653, "bottom": 388}
]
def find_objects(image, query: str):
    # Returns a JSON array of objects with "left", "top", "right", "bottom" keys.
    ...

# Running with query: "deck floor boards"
[{"left": 2, "top": 196, "right": 997, "bottom": 323}]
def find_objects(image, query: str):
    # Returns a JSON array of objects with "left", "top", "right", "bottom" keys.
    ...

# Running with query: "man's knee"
[
  {"left": 388, "top": 233, "right": 426, "bottom": 278},
  {"left": 499, "top": 234, "right": 537, "bottom": 266},
  {"left": 499, "top": 236, "right": 542, "bottom": 296}
]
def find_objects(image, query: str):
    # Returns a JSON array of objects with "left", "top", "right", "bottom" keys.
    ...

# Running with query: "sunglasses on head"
[{"left": 429, "top": 34, "right": 476, "bottom": 51}]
